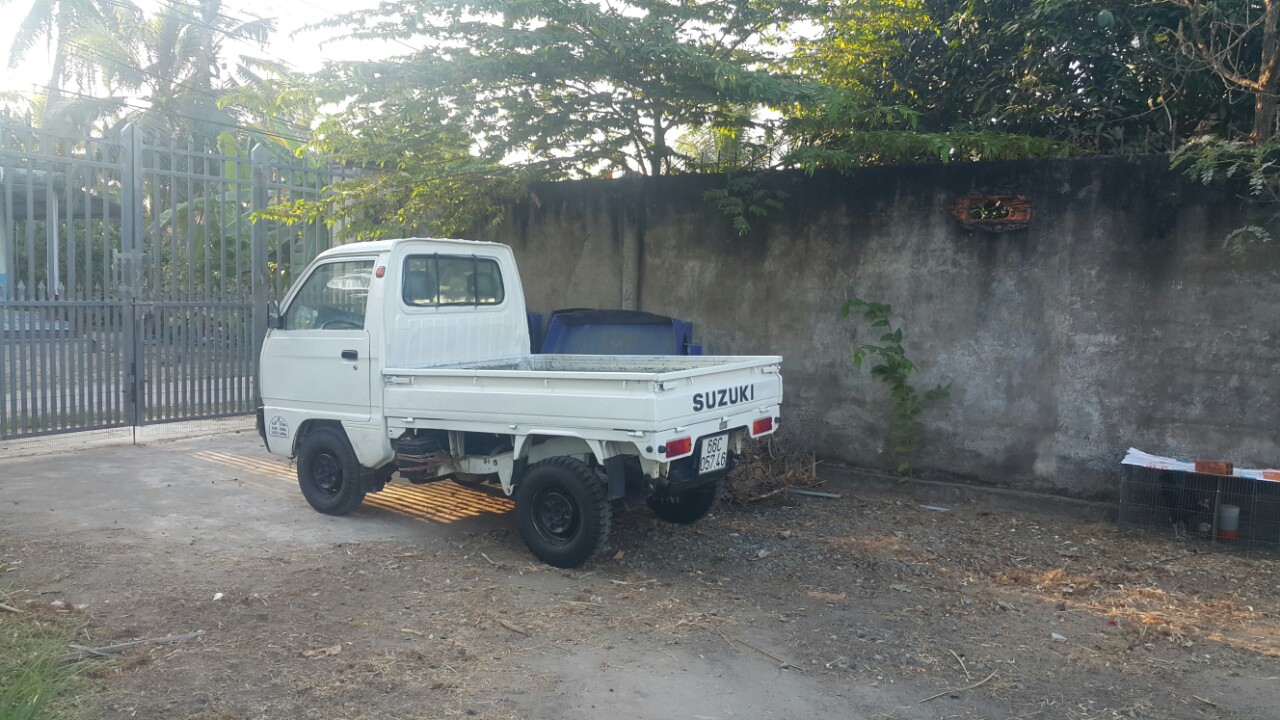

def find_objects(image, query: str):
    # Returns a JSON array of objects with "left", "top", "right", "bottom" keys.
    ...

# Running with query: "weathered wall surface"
[{"left": 492, "top": 158, "right": 1280, "bottom": 499}]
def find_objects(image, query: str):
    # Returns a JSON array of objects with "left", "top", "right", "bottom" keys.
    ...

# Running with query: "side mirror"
[{"left": 267, "top": 300, "right": 283, "bottom": 330}]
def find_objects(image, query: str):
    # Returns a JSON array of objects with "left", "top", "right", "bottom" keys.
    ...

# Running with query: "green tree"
[
  {"left": 1159, "top": 2, "right": 1280, "bottom": 255},
  {"left": 795, "top": 0, "right": 1239, "bottom": 155},
  {"left": 310, "top": 0, "right": 828, "bottom": 178},
  {"left": 44, "top": 0, "right": 277, "bottom": 140},
  {"left": 1173, "top": 0, "right": 1280, "bottom": 144},
  {"left": 260, "top": 110, "right": 519, "bottom": 241},
  {"left": 257, "top": 0, "right": 843, "bottom": 239},
  {"left": 791, "top": 0, "right": 931, "bottom": 100},
  {"left": 1, "top": 0, "right": 106, "bottom": 112},
  {"left": 781, "top": 0, "right": 1076, "bottom": 166}
]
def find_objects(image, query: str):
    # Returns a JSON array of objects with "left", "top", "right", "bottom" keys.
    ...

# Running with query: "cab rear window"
[{"left": 402, "top": 255, "right": 505, "bottom": 307}]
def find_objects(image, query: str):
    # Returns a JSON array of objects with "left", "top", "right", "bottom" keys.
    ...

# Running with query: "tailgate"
[{"left": 651, "top": 357, "right": 783, "bottom": 429}]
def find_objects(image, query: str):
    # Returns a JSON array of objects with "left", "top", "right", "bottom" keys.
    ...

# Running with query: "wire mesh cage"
[{"left": 1119, "top": 464, "right": 1280, "bottom": 553}]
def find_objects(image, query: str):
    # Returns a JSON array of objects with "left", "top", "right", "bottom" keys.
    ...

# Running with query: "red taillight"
[
  {"left": 375, "top": 265, "right": 386, "bottom": 278},
  {"left": 664, "top": 437, "right": 692, "bottom": 457},
  {"left": 752, "top": 417, "right": 774, "bottom": 436}
]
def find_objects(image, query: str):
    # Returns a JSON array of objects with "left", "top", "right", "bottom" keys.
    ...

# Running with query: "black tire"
[
  {"left": 648, "top": 476, "right": 721, "bottom": 524},
  {"left": 297, "top": 427, "right": 367, "bottom": 516},
  {"left": 515, "top": 457, "right": 612, "bottom": 568}
]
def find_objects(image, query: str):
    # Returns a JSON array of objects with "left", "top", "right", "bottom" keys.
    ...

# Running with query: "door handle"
[{"left": 341, "top": 350, "right": 359, "bottom": 360}]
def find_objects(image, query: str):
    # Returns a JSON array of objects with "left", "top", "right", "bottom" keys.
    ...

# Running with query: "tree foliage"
[
  {"left": 310, "top": 0, "right": 829, "bottom": 178},
  {"left": 256, "top": 114, "right": 522, "bottom": 240},
  {"left": 1173, "top": 0, "right": 1280, "bottom": 144},
  {"left": 1165, "top": 1, "right": 1280, "bottom": 252},
  {"left": 54, "top": 0, "right": 277, "bottom": 140},
  {"left": 1, "top": 0, "right": 105, "bottom": 107},
  {"left": 259, "top": 0, "right": 847, "bottom": 238},
  {"left": 1172, "top": 135, "right": 1280, "bottom": 256},
  {"left": 799, "top": 0, "right": 1250, "bottom": 154},
  {"left": 1, "top": 0, "right": 282, "bottom": 143}
]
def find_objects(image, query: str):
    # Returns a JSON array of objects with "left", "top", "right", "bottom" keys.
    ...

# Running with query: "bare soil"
[{"left": 1, "top": 434, "right": 1278, "bottom": 720}]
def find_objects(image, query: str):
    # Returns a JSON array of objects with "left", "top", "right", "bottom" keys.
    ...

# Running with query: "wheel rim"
[
  {"left": 531, "top": 488, "right": 579, "bottom": 546},
  {"left": 313, "top": 451, "right": 343, "bottom": 497}
]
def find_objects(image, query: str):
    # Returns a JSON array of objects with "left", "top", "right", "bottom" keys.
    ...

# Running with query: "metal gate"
[{"left": 0, "top": 119, "right": 338, "bottom": 440}]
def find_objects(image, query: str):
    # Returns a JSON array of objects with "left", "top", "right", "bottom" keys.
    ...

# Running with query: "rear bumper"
[
  {"left": 662, "top": 441, "right": 740, "bottom": 494},
  {"left": 650, "top": 404, "right": 780, "bottom": 464}
]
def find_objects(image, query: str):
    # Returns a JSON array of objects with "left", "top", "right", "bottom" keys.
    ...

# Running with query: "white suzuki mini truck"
[{"left": 257, "top": 238, "right": 783, "bottom": 567}]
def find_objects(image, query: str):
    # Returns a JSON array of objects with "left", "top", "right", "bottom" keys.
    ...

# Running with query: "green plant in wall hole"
[{"left": 841, "top": 298, "right": 950, "bottom": 480}]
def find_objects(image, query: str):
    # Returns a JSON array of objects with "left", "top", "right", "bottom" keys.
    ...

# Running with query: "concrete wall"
[{"left": 491, "top": 157, "right": 1280, "bottom": 500}]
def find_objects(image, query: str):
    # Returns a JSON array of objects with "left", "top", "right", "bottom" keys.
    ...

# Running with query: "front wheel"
[
  {"left": 297, "top": 427, "right": 367, "bottom": 516},
  {"left": 515, "top": 457, "right": 612, "bottom": 568},
  {"left": 648, "top": 477, "right": 721, "bottom": 524}
]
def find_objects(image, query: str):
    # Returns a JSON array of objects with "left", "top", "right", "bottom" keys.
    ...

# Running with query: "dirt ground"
[{"left": 1, "top": 433, "right": 1278, "bottom": 720}]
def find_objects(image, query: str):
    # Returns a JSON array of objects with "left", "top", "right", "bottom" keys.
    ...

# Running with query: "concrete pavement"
[{"left": 0, "top": 431, "right": 511, "bottom": 554}]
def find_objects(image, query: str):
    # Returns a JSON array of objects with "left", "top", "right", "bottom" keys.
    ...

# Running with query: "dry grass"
[{"left": 723, "top": 434, "right": 822, "bottom": 504}]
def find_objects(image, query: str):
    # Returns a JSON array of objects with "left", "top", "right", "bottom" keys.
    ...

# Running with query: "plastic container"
[{"left": 1218, "top": 504, "right": 1240, "bottom": 540}]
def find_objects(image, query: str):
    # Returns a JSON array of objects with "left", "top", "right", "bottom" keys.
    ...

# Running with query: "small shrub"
[{"left": 841, "top": 298, "right": 950, "bottom": 479}]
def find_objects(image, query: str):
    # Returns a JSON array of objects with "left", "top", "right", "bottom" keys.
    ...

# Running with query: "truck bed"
[
  {"left": 400, "top": 354, "right": 755, "bottom": 376},
  {"left": 382, "top": 354, "right": 782, "bottom": 433}
]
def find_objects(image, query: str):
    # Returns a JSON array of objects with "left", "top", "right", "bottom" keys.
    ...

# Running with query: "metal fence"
[
  {"left": 0, "top": 119, "right": 341, "bottom": 439},
  {"left": 1119, "top": 464, "right": 1280, "bottom": 554}
]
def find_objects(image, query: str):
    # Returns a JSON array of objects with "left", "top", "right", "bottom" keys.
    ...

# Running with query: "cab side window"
[
  {"left": 283, "top": 260, "right": 375, "bottom": 330},
  {"left": 403, "top": 255, "right": 504, "bottom": 307}
]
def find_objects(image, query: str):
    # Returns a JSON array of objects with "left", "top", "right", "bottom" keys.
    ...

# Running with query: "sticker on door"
[{"left": 269, "top": 416, "right": 290, "bottom": 438}]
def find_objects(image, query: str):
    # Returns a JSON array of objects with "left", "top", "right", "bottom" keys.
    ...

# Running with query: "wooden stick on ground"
[
  {"left": 919, "top": 670, "right": 998, "bottom": 703},
  {"left": 743, "top": 486, "right": 789, "bottom": 504},
  {"left": 950, "top": 649, "right": 972, "bottom": 682},
  {"left": 717, "top": 629, "right": 804, "bottom": 672},
  {"left": 60, "top": 630, "right": 203, "bottom": 663},
  {"left": 0, "top": 602, "right": 24, "bottom": 614},
  {"left": 499, "top": 619, "right": 530, "bottom": 637}
]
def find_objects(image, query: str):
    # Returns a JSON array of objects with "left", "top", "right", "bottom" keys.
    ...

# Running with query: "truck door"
[{"left": 260, "top": 258, "right": 375, "bottom": 418}]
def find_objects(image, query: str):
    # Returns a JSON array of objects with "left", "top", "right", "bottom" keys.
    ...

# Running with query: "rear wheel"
[
  {"left": 516, "top": 457, "right": 611, "bottom": 568},
  {"left": 297, "top": 427, "right": 367, "bottom": 516},
  {"left": 648, "top": 477, "right": 721, "bottom": 524}
]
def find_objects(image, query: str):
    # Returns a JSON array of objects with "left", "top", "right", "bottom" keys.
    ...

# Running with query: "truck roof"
[{"left": 316, "top": 237, "right": 506, "bottom": 259}]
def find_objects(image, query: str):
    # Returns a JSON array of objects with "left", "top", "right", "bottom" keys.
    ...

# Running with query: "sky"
[{"left": 0, "top": 0, "right": 392, "bottom": 97}]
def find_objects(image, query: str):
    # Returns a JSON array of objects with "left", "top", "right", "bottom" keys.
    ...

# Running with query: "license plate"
[{"left": 698, "top": 433, "right": 729, "bottom": 475}]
